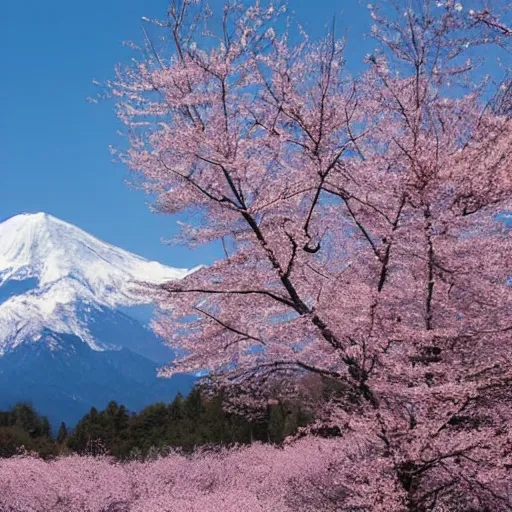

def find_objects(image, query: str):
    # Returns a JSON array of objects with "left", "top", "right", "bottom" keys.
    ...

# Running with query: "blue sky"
[{"left": 1, "top": 0, "right": 372, "bottom": 269}]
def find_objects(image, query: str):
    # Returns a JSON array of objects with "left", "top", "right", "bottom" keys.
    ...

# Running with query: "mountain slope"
[
  {"left": 0, "top": 330, "right": 195, "bottom": 429},
  {"left": 0, "top": 212, "right": 198, "bottom": 354},
  {"left": 0, "top": 212, "right": 200, "bottom": 428}
]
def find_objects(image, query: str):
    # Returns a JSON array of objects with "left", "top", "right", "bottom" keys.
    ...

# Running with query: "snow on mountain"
[{"left": 0, "top": 212, "right": 197, "bottom": 354}]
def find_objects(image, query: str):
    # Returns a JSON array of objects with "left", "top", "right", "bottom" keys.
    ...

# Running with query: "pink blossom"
[{"left": 99, "top": 0, "right": 512, "bottom": 509}]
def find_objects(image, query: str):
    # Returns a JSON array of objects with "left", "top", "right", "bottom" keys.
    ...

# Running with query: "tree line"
[{"left": 0, "top": 385, "right": 319, "bottom": 461}]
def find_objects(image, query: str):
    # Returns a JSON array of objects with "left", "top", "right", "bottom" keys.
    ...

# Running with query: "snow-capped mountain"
[
  {"left": 0, "top": 212, "right": 199, "bottom": 428},
  {"left": 0, "top": 212, "right": 197, "bottom": 354}
]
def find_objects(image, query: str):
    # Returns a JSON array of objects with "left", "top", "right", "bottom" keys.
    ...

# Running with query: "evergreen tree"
[
  {"left": 184, "top": 388, "right": 204, "bottom": 419},
  {"left": 168, "top": 394, "right": 184, "bottom": 422},
  {"left": 267, "top": 405, "right": 285, "bottom": 444},
  {"left": 40, "top": 416, "right": 51, "bottom": 438},
  {"left": 1, "top": 380, "right": 319, "bottom": 460},
  {"left": 56, "top": 422, "right": 68, "bottom": 444},
  {"left": 11, "top": 403, "right": 40, "bottom": 437}
]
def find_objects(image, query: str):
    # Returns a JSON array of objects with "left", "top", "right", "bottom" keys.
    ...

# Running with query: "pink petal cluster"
[{"left": 0, "top": 439, "right": 353, "bottom": 512}]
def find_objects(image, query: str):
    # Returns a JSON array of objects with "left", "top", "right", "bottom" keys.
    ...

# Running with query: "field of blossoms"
[{"left": 0, "top": 438, "right": 345, "bottom": 512}]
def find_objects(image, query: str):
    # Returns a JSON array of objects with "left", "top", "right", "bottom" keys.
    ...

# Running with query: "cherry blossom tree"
[{"left": 107, "top": 0, "right": 512, "bottom": 509}]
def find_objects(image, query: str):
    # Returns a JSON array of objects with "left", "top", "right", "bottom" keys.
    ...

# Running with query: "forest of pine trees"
[{"left": 0, "top": 385, "right": 318, "bottom": 461}]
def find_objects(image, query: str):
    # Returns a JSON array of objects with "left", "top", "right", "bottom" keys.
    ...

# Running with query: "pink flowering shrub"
[{"left": 0, "top": 438, "right": 349, "bottom": 511}]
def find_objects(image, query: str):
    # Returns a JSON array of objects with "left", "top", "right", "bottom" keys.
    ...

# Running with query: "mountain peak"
[
  {"left": 0, "top": 212, "right": 198, "bottom": 354},
  {"left": 0, "top": 212, "right": 192, "bottom": 286},
  {"left": 9, "top": 211, "right": 50, "bottom": 220},
  {"left": 18, "top": 211, "right": 51, "bottom": 220},
  {"left": 4, "top": 211, "right": 55, "bottom": 226}
]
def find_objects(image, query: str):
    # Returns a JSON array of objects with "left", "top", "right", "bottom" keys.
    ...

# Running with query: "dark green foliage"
[
  {"left": 65, "top": 388, "right": 312, "bottom": 460},
  {"left": 268, "top": 405, "right": 285, "bottom": 443},
  {"left": 0, "top": 384, "right": 317, "bottom": 460},
  {"left": 56, "top": 422, "right": 68, "bottom": 444},
  {"left": 0, "top": 403, "right": 57, "bottom": 459},
  {"left": 0, "top": 427, "right": 33, "bottom": 458}
]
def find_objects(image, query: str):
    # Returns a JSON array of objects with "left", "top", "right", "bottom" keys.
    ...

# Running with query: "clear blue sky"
[{"left": 1, "top": 1, "right": 372, "bottom": 269}]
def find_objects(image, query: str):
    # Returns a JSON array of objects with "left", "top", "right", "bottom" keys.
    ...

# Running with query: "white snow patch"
[{"left": 0, "top": 213, "right": 199, "bottom": 353}]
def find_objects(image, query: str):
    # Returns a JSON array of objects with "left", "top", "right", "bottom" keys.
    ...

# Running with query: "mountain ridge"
[
  {"left": 0, "top": 329, "right": 195, "bottom": 430},
  {"left": 0, "top": 212, "right": 199, "bottom": 427},
  {"left": 0, "top": 212, "right": 199, "bottom": 354}
]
